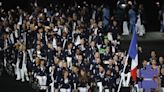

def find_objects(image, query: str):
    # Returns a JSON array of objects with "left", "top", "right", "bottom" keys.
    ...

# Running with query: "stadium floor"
[{"left": 0, "top": 69, "right": 35, "bottom": 92}]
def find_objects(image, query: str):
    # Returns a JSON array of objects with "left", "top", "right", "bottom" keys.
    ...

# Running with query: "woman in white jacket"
[
  {"left": 15, "top": 43, "right": 29, "bottom": 82},
  {"left": 136, "top": 14, "right": 145, "bottom": 36}
]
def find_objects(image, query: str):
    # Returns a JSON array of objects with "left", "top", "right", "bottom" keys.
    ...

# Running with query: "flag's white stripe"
[{"left": 131, "top": 54, "right": 138, "bottom": 70}]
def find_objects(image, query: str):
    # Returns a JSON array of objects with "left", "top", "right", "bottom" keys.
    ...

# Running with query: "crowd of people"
[{"left": 0, "top": 0, "right": 164, "bottom": 92}]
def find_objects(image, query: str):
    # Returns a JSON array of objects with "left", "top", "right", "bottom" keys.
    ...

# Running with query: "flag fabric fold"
[{"left": 127, "top": 29, "right": 138, "bottom": 81}]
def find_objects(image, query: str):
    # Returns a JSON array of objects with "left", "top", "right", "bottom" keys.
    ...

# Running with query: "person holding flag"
[{"left": 117, "top": 26, "right": 138, "bottom": 92}]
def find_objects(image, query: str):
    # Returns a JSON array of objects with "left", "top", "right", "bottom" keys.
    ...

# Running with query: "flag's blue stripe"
[{"left": 128, "top": 27, "right": 137, "bottom": 59}]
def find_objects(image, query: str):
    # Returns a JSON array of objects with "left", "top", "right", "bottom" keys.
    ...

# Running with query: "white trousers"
[
  {"left": 104, "top": 88, "right": 115, "bottom": 92},
  {"left": 50, "top": 81, "right": 59, "bottom": 92},
  {"left": 4, "top": 57, "right": 7, "bottom": 67},
  {"left": 137, "top": 88, "right": 144, "bottom": 92},
  {"left": 21, "top": 64, "right": 29, "bottom": 82},
  {"left": 136, "top": 15, "right": 145, "bottom": 36},
  {"left": 161, "top": 87, "right": 164, "bottom": 92},
  {"left": 121, "top": 72, "right": 131, "bottom": 87},
  {"left": 36, "top": 76, "right": 47, "bottom": 90},
  {"left": 104, "top": 89, "right": 110, "bottom": 92},
  {"left": 15, "top": 60, "right": 29, "bottom": 82},
  {"left": 136, "top": 24, "right": 145, "bottom": 36},
  {"left": 122, "top": 21, "right": 129, "bottom": 35},
  {"left": 15, "top": 58, "right": 19, "bottom": 79},
  {"left": 50, "top": 81, "right": 54, "bottom": 92},
  {"left": 97, "top": 82, "right": 103, "bottom": 92},
  {"left": 78, "top": 87, "right": 87, "bottom": 92},
  {"left": 60, "top": 88, "right": 71, "bottom": 92}
]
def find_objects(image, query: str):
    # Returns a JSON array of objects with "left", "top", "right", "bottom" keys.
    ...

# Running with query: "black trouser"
[{"left": 39, "top": 90, "right": 46, "bottom": 92}]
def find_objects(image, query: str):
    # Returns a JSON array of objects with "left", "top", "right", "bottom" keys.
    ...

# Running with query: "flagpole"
[{"left": 117, "top": 55, "right": 129, "bottom": 92}]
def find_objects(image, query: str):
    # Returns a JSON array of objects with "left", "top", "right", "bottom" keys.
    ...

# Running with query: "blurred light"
[
  {"left": 156, "top": 2, "right": 159, "bottom": 5},
  {"left": 121, "top": 4, "right": 126, "bottom": 8},
  {"left": 156, "top": 2, "right": 160, "bottom": 6},
  {"left": 117, "top": 0, "right": 127, "bottom": 9},
  {"left": 119, "top": 3, "right": 127, "bottom": 9}
]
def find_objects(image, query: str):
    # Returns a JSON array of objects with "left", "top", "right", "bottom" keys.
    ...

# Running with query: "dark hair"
[{"left": 79, "top": 69, "right": 88, "bottom": 83}]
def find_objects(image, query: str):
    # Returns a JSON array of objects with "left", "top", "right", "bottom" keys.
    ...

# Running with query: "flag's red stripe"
[{"left": 130, "top": 67, "right": 137, "bottom": 81}]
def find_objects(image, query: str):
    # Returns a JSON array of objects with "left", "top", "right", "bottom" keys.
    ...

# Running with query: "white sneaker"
[
  {"left": 26, "top": 76, "right": 29, "bottom": 81},
  {"left": 21, "top": 79, "right": 25, "bottom": 82},
  {"left": 139, "top": 32, "right": 144, "bottom": 36},
  {"left": 16, "top": 77, "right": 21, "bottom": 80}
]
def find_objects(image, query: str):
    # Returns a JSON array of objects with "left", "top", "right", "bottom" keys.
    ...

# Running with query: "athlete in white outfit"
[{"left": 15, "top": 44, "right": 29, "bottom": 82}]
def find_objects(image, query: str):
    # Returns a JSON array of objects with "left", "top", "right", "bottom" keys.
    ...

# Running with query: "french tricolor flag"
[{"left": 127, "top": 29, "right": 138, "bottom": 81}]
